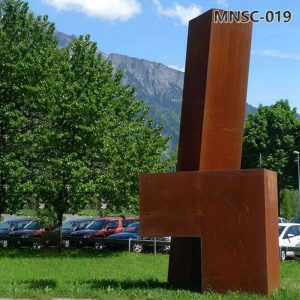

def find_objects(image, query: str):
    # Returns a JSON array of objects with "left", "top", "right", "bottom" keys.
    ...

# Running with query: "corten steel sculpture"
[{"left": 139, "top": 9, "right": 280, "bottom": 295}]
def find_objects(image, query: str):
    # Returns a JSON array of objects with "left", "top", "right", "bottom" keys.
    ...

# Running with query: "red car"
[
  {"left": 70, "top": 216, "right": 138, "bottom": 247},
  {"left": 8, "top": 220, "right": 59, "bottom": 248}
]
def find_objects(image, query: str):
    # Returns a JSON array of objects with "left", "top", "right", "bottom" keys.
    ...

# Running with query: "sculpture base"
[{"left": 140, "top": 169, "right": 280, "bottom": 295}]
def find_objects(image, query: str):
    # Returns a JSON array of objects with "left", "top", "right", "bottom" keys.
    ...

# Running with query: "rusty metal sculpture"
[{"left": 139, "top": 9, "right": 280, "bottom": 295}]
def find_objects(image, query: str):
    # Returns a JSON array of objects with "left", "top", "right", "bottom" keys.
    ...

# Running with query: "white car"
[
  {"left": 279, "top": 223, "right": 300, "bottom": 260},
  {"left": 278, "top": 217, "right": 288, "bottom": 223},
  {"left": 294, "top": 242, "right": 300, "bottom": 259}
]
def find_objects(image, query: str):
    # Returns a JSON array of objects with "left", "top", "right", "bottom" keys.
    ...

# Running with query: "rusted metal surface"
[
  {"left": 173, "top": 8, "right": 255, "bottom": 292},
  {"left": 140, "top": 169, "right": 280, "bottom": 294},
  {"left": 139, "top": 8, "right": 280, "bottom": 295},
  {"left": 177, "top": 9, "right": 252, "bottom": 172}
]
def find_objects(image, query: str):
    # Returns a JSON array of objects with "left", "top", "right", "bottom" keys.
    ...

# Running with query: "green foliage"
[
  {"left": 35, "top": 35, "right": 172, "bottom": 224},
  {"left": 0, "top": 0, "right": 173, "bottom": 224},
  {"left": 242, "top": 100, "right": 300, "bottom": 191},
  {"left": 280, "top": 189, "right": 298, "bottom": 220},
  {"left": 0, "top": 0, "right": 57, "bottom": 215},
  {"left": 150, "top": 106, "right": 180, "bottom": 152},
  {"left": 16, "top": 208, "right": 36, "bottom": 217},
  {"left": 78, "top": 208, "right": 137, "bottom": 219}
]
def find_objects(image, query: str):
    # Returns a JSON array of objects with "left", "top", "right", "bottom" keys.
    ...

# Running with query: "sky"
[{"left": 26, "top": 0, "right": 300, "bottom": 112}]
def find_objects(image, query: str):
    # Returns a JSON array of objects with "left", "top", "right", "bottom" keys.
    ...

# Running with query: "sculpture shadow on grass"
[
  {"left": 78, "top": 279, "right": 202, "bottom": 292},
  {"left": 17, "top": 278, "right": 200, "bottom": 294},
  {"left": 21, "top": 279, "right": 57, "bottom": 290},
  {"left": 78, "top": 278, "right": 168, "bottom": 290}
]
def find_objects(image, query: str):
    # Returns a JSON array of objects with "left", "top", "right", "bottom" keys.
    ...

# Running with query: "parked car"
[
  {"left": 289, "top": 216, "right": 300, "bottom": 223},
  {"left": 107, "top": 222, "right": 171, "bottom": 253},
  {"left": 278, "top": 217, "right": 288, "bottom": 223},
  {"left": 70, "top": 216, "right": 138, "bottom": 247},
  {"left": 8, "top": 220, "right": 58, "bottom": 248},
  {"left": 59, "top": 217, "right": 94, "bottom": 247},
  {"left": 294, "top": 242, "right": 300, "bottom": 259},
  {"left": 0, "top": 218, "right": 33, "bottom": 247},
  {"left": 279, "top": 223, "right": 300, "bottom": 260}
]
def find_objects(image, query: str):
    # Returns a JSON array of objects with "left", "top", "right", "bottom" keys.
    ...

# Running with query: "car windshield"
[
  {"left": 62, "top": 220, "right": 91, "bottom": 230},
  {"left": 123, "top": 223, "right": 139, "bottom": 233},
  {"left": 290, "top": 216, "right": 300, "bottom": 223},
  {"left": 23, "top": 220, "right": 41, "bottom": 230},
  {"left": 0, "top": 221, "right": 11, "bottom": 230},
  {"left": 85, "top": 220, "right": 109, "bottom": 230},
  {"left": 62, "top": 221, "right": 77, "bottom": 230},
  {"left": 279, "top": 226, "right": 286, "bottom": 236}
]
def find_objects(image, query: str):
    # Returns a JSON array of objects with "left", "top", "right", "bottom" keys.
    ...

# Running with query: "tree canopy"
[
  {"left": 0, "top": 0, "right": 58, "bottom": 215},
  {"left": 0, "top": 0, "right": 173, "bottom": 223},
  {"left": 242, "top": 99, "right": 300, "bottom": 191}
]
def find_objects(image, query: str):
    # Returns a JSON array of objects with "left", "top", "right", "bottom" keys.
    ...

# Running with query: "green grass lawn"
[{"left": 0, "top": 249, "right": 299, "bottom": 299}]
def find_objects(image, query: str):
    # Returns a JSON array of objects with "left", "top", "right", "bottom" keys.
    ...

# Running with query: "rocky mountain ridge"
[{"left": 106, "top": 53, "right": 257, "bottom": 149}]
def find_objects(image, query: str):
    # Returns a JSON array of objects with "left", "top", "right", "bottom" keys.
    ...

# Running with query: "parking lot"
[
  {"left": 2, "top": 215, "right": 300, "bottom": 261},
  {"left": 0, "top": 215, "right": 170, "bottom": 254}
]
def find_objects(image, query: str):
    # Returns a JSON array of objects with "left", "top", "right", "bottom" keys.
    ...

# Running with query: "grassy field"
[{"left": 0, "top": 249, "right": 299, "bottom": 299}]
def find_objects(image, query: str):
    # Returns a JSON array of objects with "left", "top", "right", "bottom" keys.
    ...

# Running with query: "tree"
[
  {"left": 280, "top": 189, "right": 298, "bottom": 220},
  {"left": 242, "top": 100, "right": 300, "bottom": 192},
  {"left": 0, "top": 0, "right": 58, "bottom": 216},
  {"left": 1, "top": 0, "right": 173, "bottom": 225},
  {"left": 36, "top": 35, "right": 172, "bottom": 225}
]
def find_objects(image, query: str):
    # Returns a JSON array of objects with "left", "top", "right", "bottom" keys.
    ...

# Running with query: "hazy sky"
[{"left": 27, "top": 0, "right": 300, "bottom": 112}]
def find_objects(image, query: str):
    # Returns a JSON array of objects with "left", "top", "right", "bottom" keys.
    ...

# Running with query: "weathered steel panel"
[{"left": 139, "top": 8, "right": 280, "bottom": 295}]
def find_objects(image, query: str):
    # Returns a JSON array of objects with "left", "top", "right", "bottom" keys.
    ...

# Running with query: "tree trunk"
[{"left": 57, "top": 209, "right": 64, "bottom": 251}]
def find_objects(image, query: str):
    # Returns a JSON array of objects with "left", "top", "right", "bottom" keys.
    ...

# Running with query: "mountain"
[
  {"left": 56, "top": 31, "right": 76, "bottom": 48},
  {"left": 108, "top": 53, "right": 184, "bottom": 150},
  {"left": 55, "top": 32, "right": 258, "bottom": 151},
  {"left": 108, "top": 53, "right": 258, "bottom": 150}
]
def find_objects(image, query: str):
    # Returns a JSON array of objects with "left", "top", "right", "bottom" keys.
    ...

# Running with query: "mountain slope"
[
  {"left": 108, "top": 54, "right": 183, "bottom": 109},
  {"left": 108, "top": 53, "right": 257, "bottom": 150},
  {"left": 108, "top": 53, "right": 184, "bottom": 149},
  {"left": 56, "top": 31, "right": 76, "bottom": 48}
]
